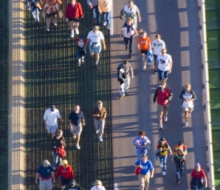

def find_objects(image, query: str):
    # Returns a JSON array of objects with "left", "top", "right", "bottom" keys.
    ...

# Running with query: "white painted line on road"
[{"left": 110, "top": 0, "right": 114, "bottom": 35}]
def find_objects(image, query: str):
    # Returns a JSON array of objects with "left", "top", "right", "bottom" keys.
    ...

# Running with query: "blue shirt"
[
  {"left": 69, "top": 111, "right": 84, "bottom": 126},
  {"left": 135, "top": 160, "right": 154, "bottom": 175},
  {"left": 37, "top": 165, "right": 53, "bottom": 178}
]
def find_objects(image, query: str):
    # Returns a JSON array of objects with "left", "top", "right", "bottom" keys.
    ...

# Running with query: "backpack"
[{"left": 57, "top": 147, "right": 66, "bottom": 158}]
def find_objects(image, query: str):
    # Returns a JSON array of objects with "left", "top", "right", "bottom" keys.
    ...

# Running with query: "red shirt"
[
  {"left": 191, "top": 169, "right": 206, "bottom": 179},
  {"left": 65, "top": 2, "right": 84, "bottom": 19},
  {"left": 157, "top": 88, "right": 171, "bottom": 105},
  {"left": 55, "top": 165, "right": 74, "bottom": 180}
]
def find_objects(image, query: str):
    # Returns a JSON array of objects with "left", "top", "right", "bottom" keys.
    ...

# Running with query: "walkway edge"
[
  {"left": 8, "top": 0, "right": 26, "bottom": 189},
  {"left": 201, "top": 0, "right": 215, "bottom": 189}
]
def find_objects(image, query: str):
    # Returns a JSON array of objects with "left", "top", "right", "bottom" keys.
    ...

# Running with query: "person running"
[
  {"left": 76, "top": 35, "right": 86, "bottom": 66},
  {"left": 190, "top": 163, "right": 207, "bottom": 190},
  {"left": 152, "top": 34, "right": 166, "bottom": 73},
  {"left": 153, "top": 81, "right": 173, "bottom": 129},
  {"left": 90, "top": 180, "right": 106, "bottom": 190},
  {"left": 117, "top": 60, "right": 134, "bottom": 99},
  {"left": 134, "top": 155, "right": 154, "bottom": 190},
  {"left": 92, "top": 101, "right": 107, "bottom": 142},
  {"left": 84, "top": 26, "right": 106, "bottom": 69},
  {"left": 138, "top": 29, "right": 151, "bottom": 71},
  {"left": 133, "top": 130, "right": 151, "bottom": 160},
  {"left": 98, "top": 0, "right": 112, "bottom": 28},
  {"left": 121, "top": 17, "right": 138, "bottom": 58},
  {"left": 172, "top": 141, "right": 188, "bottom": 184},
  {"left": 55, "top": 160, "right": 74, "bottom": 190},
  {"left": 87, "top": 0, "right": 100, "bottom": 25},
  {"left": 52, "top": 130, "right": 66, "bottom": 170},
  {"left": 180, "top": 83, "right": 197, "bottom": 127},
  {"left": 156, "top": 48, "right": 172, "bottom": 83},
  {"left": 43, "top": 105, "right": 63, "bottom": 138},
  {"left": 35, "top": 160, "right": 55, "bottom": 190},
  {"left": 69, "top": 105, "right": 85, "bottom": 150},
  {"left": 42, "top": 0, "right": 63, "bottom": 31},
  {"left": 119, "top": 0, "right": 141, "bottom": 25},
  {"left": 156, "top": 137, "right": 172, "bottom": 176},
  {"left": 65, "top": 0, "right": 84, "bottom": 38},
  {"left": 28, "top": 0, "right": 42, "bottom": 23}
]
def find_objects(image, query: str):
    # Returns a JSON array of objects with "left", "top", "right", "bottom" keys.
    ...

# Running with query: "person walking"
[
  {"left": 180, "top": 83, "right": 197, "bottom": 127},
  {"left": 52, "top": 130, "right": 66, "bottom": 170},
  {"left": 28, "top": 0, "right": 42, "bottom": 23},
  {"left": 156, "top": 48, "right": 172, "bottom": 83},
  {"left": 119, "top": 0, "right": 141, "bottom": 25},
  {"left": 134, "top": 155, "right": 154, "bottom": 190},
  {"left": 133, "top": 130, "right": 151, "bottom": 160},
  {"left": 44, "top": 105, "right": 63, "bottom": 138},
  {"left": 190, "top": 163, "right": 207, "bottom": 190},
  {"left": 76, "top": 35, "right": 86, "bottom": 66},
  {"left": 35, "top": 160, "right": 55, "bottom": 190},
  {"left": 152, "top": 34, "right": 166, "bottom": 73},
  {"left": 65, "top": 0, "right": 84, "bottom": 38},
  {"left": 42, "top": 0, "right": 63, "bottom": 31},
  {"left": 69, "top": 105, "right": 85, "bottom": 150},
  {"left": 55, "top": 160, "right": 74, "bottom": 190},
  {"left": 153, "top": 81, "right": 173, "bottom": 129},
  {"left": 92, "top": 101, "right": 107, "bottom": 142},
  {"left": 138, "top": 29, "right": 151, "bottom": 71},
  {"left": 98, "top": 0, "right": 112, "bottom": 28},
  {"left": 87, "top": 0, "right": 100, "bottom": 25},
  {"left": 121, "top": 17, "right": 138, "bottom": 58},
  {"left": 156, "top": 137, "right": 172, "bottom": 176},
  {"left": 90, "top": 180, "right": 106, "bottom": 190},
  {"left": 117, "top": 60, "right": 134, "bottom": 99},
  {"left": 84, "top": 26, "right": 106, "bottom": 69},
  {"left": 172, "top": 141, "right": 188, "bottom": 184}
]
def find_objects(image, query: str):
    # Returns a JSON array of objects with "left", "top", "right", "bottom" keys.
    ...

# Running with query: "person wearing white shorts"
[{"left": 43, "top": 105, "right": 63, "bottom": 138}]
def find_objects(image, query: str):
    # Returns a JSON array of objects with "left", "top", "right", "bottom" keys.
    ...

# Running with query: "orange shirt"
[{"left": 138, "top": 37, "right": 151, "bottom": 50}]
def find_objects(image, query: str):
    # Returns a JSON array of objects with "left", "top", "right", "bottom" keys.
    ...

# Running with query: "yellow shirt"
[{"left": 98, "top": 0, "right": 112, "bottom": 13}]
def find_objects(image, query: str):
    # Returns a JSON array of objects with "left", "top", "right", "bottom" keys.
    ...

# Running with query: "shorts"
[
  {"left": 70, "top": 123, "right": 82, "bottom": 136},
  {"left": 140, "top": 50, "right": 149, "bottom": 54},
  {"left": 158, "top": 104, "right": 169, "bottom": 113},
  {"left": 182, "top": 106, "right": 194, "bottom": 112},
  {"left": 46, "top": 125, "right": 57, "bottom": 133},
  {"left": 94, "top": 119, "right": 105, "bottom": 134},
  {"left": 89, "top": 45, "right": 101, "bottom": 54},
  {"left": 39, "top": 178, "right": 53, "bottom": 190},
  {"left": 69, "top": 17, "right": 79, "bottom": 22},
  {"left": 46, "top": 12, "right": 57, "bottom": 18},
  {"left": 60, "top": 177, "right": 72, "bottom": 186},
  {"left": 158, "top": 69, "right": 169, "bottom": 81}
]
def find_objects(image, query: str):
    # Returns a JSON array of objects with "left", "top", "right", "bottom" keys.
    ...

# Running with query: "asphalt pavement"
[{"left": 110, "top": 0, "right": 209, "bottom": 189}]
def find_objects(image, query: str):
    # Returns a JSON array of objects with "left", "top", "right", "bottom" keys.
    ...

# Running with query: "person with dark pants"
[
  {"left": 87, "top": 0, "right": 100, "bottom": 25},
  {"left": 121, "top": 18, "right": 138, "bottom": 58},
  {"left": 172, "top": 141, "right": 188, "bottom": 184}
]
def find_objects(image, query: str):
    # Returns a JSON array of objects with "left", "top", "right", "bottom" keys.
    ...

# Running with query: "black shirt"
[{"left": 69, "top": 111, "right": 84, "bottom": 126}]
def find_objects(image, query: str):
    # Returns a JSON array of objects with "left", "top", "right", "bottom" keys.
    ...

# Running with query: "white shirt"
[
  {"left": 152, "top": 39, "right": 166, "bottom": 55},
  {"left": 123, "top": 4, "right": 140, "bottom": 18},
  {"left": 121, "top": 24, "right": 136, "bottom": 38},
  {"left": 43, "top": 108, "right": 61, "bottom": 126},
  {"left": 90, "top": 186, "right": 106, "bottom": 190},
  {"left": 157, "top": 53, "right": 172, "bottom": 71},
  {"left": 87, "top": 30, "right": 105, "bottom": 47}
]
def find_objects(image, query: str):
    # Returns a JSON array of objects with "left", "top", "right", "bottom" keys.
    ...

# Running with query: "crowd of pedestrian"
[{"left": 29, "top": 0, "right": 207, "bottom": 189}]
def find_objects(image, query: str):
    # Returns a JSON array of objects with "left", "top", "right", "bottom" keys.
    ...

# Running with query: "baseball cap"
[
  {"left": 50, "top": 105, "right": 55, "bottom": 112},
  {"left": 79, "top": 35, "right": 84, "bottom": 40}
]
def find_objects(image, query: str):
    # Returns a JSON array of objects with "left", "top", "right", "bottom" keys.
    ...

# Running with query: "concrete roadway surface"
[{"left": 110, "top": 0, "right": 210, "bottom": 189}]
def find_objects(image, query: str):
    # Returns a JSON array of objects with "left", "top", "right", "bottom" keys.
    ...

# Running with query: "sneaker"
[
  {"left": 107, "top": 25, "right": 111, "bottom": 30},
  {"left": 52, "top": 20, "right": 57, "bottom": 26},
  {"left": 95, "top": 64, "right": 99, "bottom": 69},
  {"left": 82, "top": 56, "right": 85, "bottom": 63},
  {"left": 159, "top": 124, "right": 163, "bottom": 129},
  {"left": 154, "top": 69, "right": 158, "bottom": 73},
  {"left": 119, "top": 15, "right": 124, "bottom": 20},
  {"left": 119, "top": 94, "right": 125, "bottom": 99},
  {"left": 160, "top": 163, "right": 163, "bottom": 167},
  {"left": 46, "top": 28, "right": 50, "bottom": 32},
  {"left": 70, "top": 31, "right": 74, "bottom": 38},
  {"left": 75, "top": 28, "right": 79, "bottom": 35},
  {"left": 177, "top": 180, "right": 180, "bottom": 184},
  {"left": 73, "top": 134, "right": 76, "bottom": 139},
  {"left": 76, "top": 143, "right": 80, "bottom": 150},
  {"left": 103, "top": 21, "right": 107, "bottom": 26},
  {"left": 129, "top": 53, "right": 131, "bottom": 59},
  {"left": 78, "top": 60, "right": 81, "bottom": 67},
  {"left": 164, "top": 116, "right": 168, "bottom": 122},
  {"left": 99, "top": 136, "right": 103, "bottom": 142},
  {"left": 125, "top": 46, "right": 128, "bottom": 50},
  {"left": 143, "top": 66, "right": 146, "bottom": 71},
  {"left": 162, "top": 171, "right": 166, "bottom": 175},
  {"left": 185, "top": 122, "right": 189, "bottom": 126},
  {"left": 96, "top": 130, "right": 100, "bottom": 134}
]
